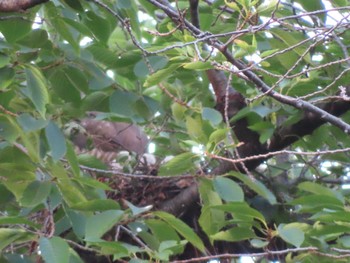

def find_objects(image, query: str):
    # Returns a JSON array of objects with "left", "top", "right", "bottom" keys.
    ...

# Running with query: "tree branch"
[{"left": 0, "top": 0, "right": 49, "bottom": 12}]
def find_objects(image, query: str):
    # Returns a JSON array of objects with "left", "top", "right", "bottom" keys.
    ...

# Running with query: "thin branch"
[
  {"left": 207, "top": 147, "right": 350, "bottom": 165},
  {"left": 66, "top": 239, "right": 100, "bottom": 253},
  {"left": 79, "top": 164, "right": 197, "bottom": 180},
  {"left": 0, "top": 104, "right": 18, "bottom": 117}
]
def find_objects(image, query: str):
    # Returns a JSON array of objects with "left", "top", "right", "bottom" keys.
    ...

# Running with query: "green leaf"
[
  {"left": 86, "top": 45, "right": 123, "bottom": 69},
  {"left": 144, "top": 63, "right": 181, "bottom": 87},
  {"left": 20, "top": 181, "right": 52, "bottom": 207},
  {"left": 208, "top": 128, "right": 228, "bottom": 146},
  {"left": 0, "top": 216, "right": 39, "bottom": 229},
  {"left": 250, "top": 239, "right": 269, "bottom": 248},
  {"left": 0, "top": 228, "right": 34, "bottom": 250},
  {"left": 83, "top": 11, "right": 111, "bottom": 43},
  {"left": 248, "top": 121, "right": 274, "bottom": 132},
  {"left": 186, "top": 116, "right": 207, "bottom": 143},
  {"left": 183, "top": 61, "right": 212, "bottom": 70},
  {"left": 0, "top": 53, "right": 10, "bottom": 68},
  {"left": 39, "top": 237, "right": 70, "bottom": 263},
  {"left": 146, "top": 219, "right": 181, "bottom": 243},
  {"left": 17, "top": 113, "right": 48, "bottom": 132},
  {"left": 229, "top": 172, "right": 276, "bottom": 205},
  {"left": 0, "top": 115, "right": 20, "bottom": 143},
  {"left": 77, "top": 154, "right": 107, "bottom": 170},
  {"left": 0, "top": 67, "right": 15, "bottom": 90},
  {"left": 211, "top": 227, "right": 256, "bottom": 242},
  {"left": 154, "top": 211, "right": 205, "bottom": 253},
  {"left": 291, "top": 195, "right": 344, "bottom": 212},
  {"left": 85, "top": 210, "right": 124, "bottom": 241},
  {"left": 252, "top": 105, "right": 277, "bottom": 118},
  {"left": 17, "top": 29, "right": 49, "bottom": 48},
  {"left": 158, "top": 152, "right": 198, "bottom": 176},
  {"left": 66, "top": 210, "right": 87, "bottom": 239},
  {"left": 89, "top": 241, "right": 129, "bottom": 255},
  {"left": 270, "top": 29, "right": 311, "bottom": 63},
  {"left": 73, "top": 176, "right": 111, "bottom": 191},
  {"left": 134, "top": 56, "right": 168, "bottom": 78},
  {"left": 125, "top": 201, "right": 153, "bottom": 216},
  {"left": 260, "top": 48, "right": 279, "bottom": 58},
  {"left": 109, "top": 90, "right": 139, "bottom": 118},
  {"left": 213, "top": 177, "right": 244, "bottom": 202},
  {"left": 65, "top": 142, "right": 80, "bottom": 177},
  {"left": 71, "top": 199, "right": 120, "bottom": 212},
  {"left": 224, "top": 0, "right": 240, "bottom": 11},
  {"left": 25, "top": 65, "right": 50, "bottom": 118},
  {"left": 199, "top": 205, "right": 224, "bottom": 236},
  {"left": 311, "top": 211, "right": 350, "bottom": 223},
  {"left": 333, "top": 0, "right": 348, "bottom": 6},
  {"left": 298, "top": 181, "right": 343, "bottom": 202},
  {"left": 69, "top": 249, "right": 85, "bottom": 263},
  {"left": 202, "top": 107, "right": 222, "bottom": 126},
  {"left": 49, "top": 67, "right": 86, "bottom": 105},
  {"left": 44, "top": 3, "right": 79, "bottom": 52},
  {"left": 0, "top": 18, "right": 32, "bottom": 43},
  {"left": 297, "top": 0, "right": 325, "bottom": 22},
  {"left": 50, "top": 163, "right": 87, "bottom": 206},
  {"left": 171, "top": 102, "right": 187, "bottom": 123},
  {"left": 212, "top": 203, "right": 266, "bottom": 227},
  {"left": 277, "top": 223, "right": 304, "bottom": 247},
  {"left": 45, "top": 121, "right": 67, "bottom": 162},
  {"left": 82, "top": 91, "right": 109, "bottom": 111},
  {"left": 256, "top": 0, "right": 279, "bottom": 15}
]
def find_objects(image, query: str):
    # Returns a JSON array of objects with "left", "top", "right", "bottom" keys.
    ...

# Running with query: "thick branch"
[
  {"left": 0, "top": 0, "right": 48, "bottom": 12},
  {"left": 269, "top": 98, "right": 350, "bottom": 152},
  {"left": 189, "top": 0, "right": 264, "bottom": 168},
  {"left": 158, "top": 184, "right": 199, "bottom": 216}
]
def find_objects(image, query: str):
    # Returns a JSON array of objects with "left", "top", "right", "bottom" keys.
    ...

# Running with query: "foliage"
[{"left": 0, "top": 0, "right": 350, "bottom": 262}]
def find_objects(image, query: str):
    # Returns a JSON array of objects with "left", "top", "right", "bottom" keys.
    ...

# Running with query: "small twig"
[
  {"left": 158, "top": 83, "right": 191, "bottom": 108},
  {"left": 79, "top": 164, "right": 197, "bottom": 179},
  {"left": 0, "top": 104, "right": 18, "bottom": 117},
  {"left": 207, "top": 147, "right": 350, "bottom": 165},
  {"left": 147, "top": 24, "right": 181, "bottom": 36},
  {"left": 66, "top": 239, "right": 101, "bottom": 253},
  {"left": 119, "top": 225, "right": 151, "bottom": 250}
]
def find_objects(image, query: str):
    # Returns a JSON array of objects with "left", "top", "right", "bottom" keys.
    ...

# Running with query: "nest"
[{"left": 103, "top": 173, "right": 195, "bottom": 209}]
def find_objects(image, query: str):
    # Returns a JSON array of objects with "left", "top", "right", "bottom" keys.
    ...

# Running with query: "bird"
[{"left": 64, "top": 113, "right": 148, "bottom": 164}]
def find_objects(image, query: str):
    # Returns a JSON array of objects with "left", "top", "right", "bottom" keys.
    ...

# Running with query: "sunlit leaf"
[
  {"left": 277, "top": 223, "right": 304, "bottom": 247},
  {"left": 158, "top": 152, "right": 198, "bottom": 176}
]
